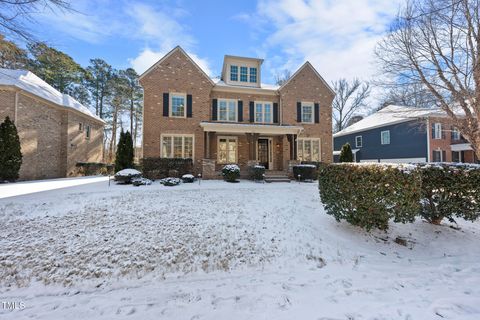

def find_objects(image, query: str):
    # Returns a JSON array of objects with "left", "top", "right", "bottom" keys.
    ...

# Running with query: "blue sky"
[{"left": 30, "top": 0, "right": 402, "bottom": 85}]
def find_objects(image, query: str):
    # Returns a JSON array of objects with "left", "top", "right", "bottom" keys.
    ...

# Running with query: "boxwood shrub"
[
  {"left": 417, "top": 163, "right": 480, "bottom": 224},
  {"left": 318, "top": 163, "right": 421, "bottom": 230},
  {"left": 250, "top": 165, "right": 265, "bottom": 181},
  {"left": 75, "top": 162, "right": 114, "bottom": 176},
  {"left": 141, "top": 157, "right": 193, "bottom": 179},
  {"left": 222, "top": 164, "right": 240, "bottom": 182},
  {"left": 293, "top": 164, "right": 317, "bottom": 181}
]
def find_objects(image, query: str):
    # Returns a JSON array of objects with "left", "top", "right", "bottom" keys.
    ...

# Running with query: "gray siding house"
[{"left": 333, "top": 105, "right": 477, "bottom": 163}]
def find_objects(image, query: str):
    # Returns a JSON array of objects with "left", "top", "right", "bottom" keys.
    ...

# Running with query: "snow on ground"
[{"left": 0, "top": 180, "right": 479, "bottom": 319}]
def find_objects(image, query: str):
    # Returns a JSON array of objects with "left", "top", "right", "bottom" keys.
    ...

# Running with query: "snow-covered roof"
[
  {"left": 334, "top": 105, "right": 441, "bottom": 138},
  {"left": 212, "top": 78, "right": 279, "bottom": 91},
  {"left": 0, "top": 68, "right": 104, "bottom": 123}
]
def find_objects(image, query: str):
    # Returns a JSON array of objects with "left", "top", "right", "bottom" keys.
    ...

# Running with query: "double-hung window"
[
  {"left": 432, "top": 150, "right": 442, "bottom": 162},
  {"left": 161, "top": 135, "right": 194, "bottom": 159},
  {"left": 170, "top": 93, "right": 186, "bottom": 117},
  {"left": 301, "top": 102, "right": 314, "bottom": 123},
  {"left": 217, "top": 137, "right": 237, "bottom": 163},
  {"left": 433, "top": 123, "right": 442, "bottom": 139},
  {"left": 230, "top": 65, "right": 238, "bottom": 81},
  {"left": 249, "top": 67, "right": 257, "bottom": 83},
  {"left": 355, "top": 136, "right": 362, "bottom": 148},
  {"left": 452, "top": 127, "right": 461, "bottom": 141},
  {"left": 240, "top": 66, "right": 248, "bottom": 82},
  {"left": 86, "top": 125, "right": 91, "bottom": 139},
  {"left": 298, "top": 139, "right": 321, "bottom": 161},
  {"left": 218, "top": 99, "right": 237, "bottom": 122},
  {"left": 381, "top": 130, "right": 390, "bottom": 145},
  {"left": 255, "top": 102, "right": 273, "bottom": 123}
]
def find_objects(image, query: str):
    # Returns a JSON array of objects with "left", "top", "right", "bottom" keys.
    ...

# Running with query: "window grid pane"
[
  {"left": 171, "top": 95, "right": 185, "bottom": 117},
  {"left": 184, "top": 137, "right": 193, "bottom": 158},
  {"left": 264, "top": 103, "right": 271, "bottom": 123},
  {"left": 302, "top": 105, "right": 313, "bottom": 123},
  {"left": 249, "top": 67, "right": 257, "bottom": 83},
  {"left": 312, "top": 140, "right": 320, "bottom": 161},
  {"left": 256, "top": 103, "right": 263, "bottom": 122},
  {"left": 219, "top": 100, "right": 227, "bottom": 121},
  {"left": 162, "top": 136, "right": 172, "bottom": 157},
  {"left": 240, "top": 67, "right": 248, "bottom": 82},
  {"left": 173, "top": 137, "right": 183, "bottom": 158},
  {"left": 230, "top": 65, "right": 238, "bottom": 81}
]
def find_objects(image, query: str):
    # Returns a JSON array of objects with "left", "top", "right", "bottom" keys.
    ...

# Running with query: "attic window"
[
  {"left": 249, "top": 67, "right": 257, "bottom": 83},
  {"left": 230, "top": 65, "right": 238, "bottom": 81},
  {"left": 240, "top": 66, "right": 248, "bottom": 82}
]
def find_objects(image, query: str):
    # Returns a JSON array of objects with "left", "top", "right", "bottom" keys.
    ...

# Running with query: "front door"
[{"left": 258, "top": 138, "right": 269, "bottom": 169}]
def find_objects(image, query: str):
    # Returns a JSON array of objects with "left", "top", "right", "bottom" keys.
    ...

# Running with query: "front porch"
[{"left": 200, "top": 122, "right": 303, "bottom": 178}]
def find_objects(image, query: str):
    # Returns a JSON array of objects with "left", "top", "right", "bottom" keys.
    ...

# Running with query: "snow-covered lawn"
[{"left": 0, "top": 180, "right": 479, "bottom": 319}]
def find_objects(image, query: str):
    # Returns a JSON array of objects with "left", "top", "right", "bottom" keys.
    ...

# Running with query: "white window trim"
[
  {"left": 381, "top": 130, "right": 390, "bottom": 145},
  {"left": 301, "top": 101, "right": 314, "bottom": 124},
  {"left": 433, "top": 123, "right": 442, "bottom": 139},
  {"left": 228, "top": 64, "right": 258, "bottom": 84},
  {"left": 217, "top": 136, "right": 238, "bottom": 164},
  {"left": 297, "top": 138, "right": 322, "bottom": 162},
  {"left": 217, "top": 99, "right": 238, "bottom": 122},
  {"left": 254, "top": 101, "right": 273, "bottom": 124},
  {"left": 169, "top": 92, "right": 187, "bottom": 118},
  {"left": 160, "top": 134, "right": 195, "bottom": 160},
  {"left": 355, "top": 135, "right": 363, "bottom": 148}
]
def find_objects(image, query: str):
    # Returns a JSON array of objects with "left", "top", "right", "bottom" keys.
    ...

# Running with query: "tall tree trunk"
[{"left": 109, "top": 105, "right": 118, "bottom": 162}]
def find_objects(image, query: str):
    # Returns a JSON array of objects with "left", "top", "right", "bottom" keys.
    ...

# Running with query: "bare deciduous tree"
[
  {"left": 0, "top": 0, "right": 71, "bottom": 40},
  {"left": 375, "top": 0, "right": 480, "bottom": 158},
  {"left": 378, "top": 82, "right": 437, "bottom": 110},
  {"left": 332, "top": 78, "right": 370, "bottom": 132},
  {"left": 274, "top": 69, "right": 291, "bottom": 86}
]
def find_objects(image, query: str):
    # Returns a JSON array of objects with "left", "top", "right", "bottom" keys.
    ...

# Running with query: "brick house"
[
  {"left": 140, "top": 46, "right": 334, "bottom": 178},
  {"left": 333, "top": 105, "right": 478, "bottom": 163},
  {"left": 0, "top": 69, "right": 105, "bottom": 180}
]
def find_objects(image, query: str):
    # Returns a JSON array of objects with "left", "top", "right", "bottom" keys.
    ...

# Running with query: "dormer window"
[
  {"left": 240, "top": 66, "right": 248, "bottom": 82},
  {"left": 230, "top": 66, "right": 238, "bottom": 81},
  {"left": 249, "top": 67, "right": 257, "bottom": 83}
]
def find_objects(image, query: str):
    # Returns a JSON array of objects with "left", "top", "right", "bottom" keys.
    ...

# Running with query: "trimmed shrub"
[
  {"left": 222, "top": 164, "right": 240, "bottom": 182},
  {"left": 114, "top": 168, "right": 142, "bottom": 184},
  {"left": 75, "top": 162, "right": 114, "bottom": 176},
  {"left": 293, "top": 164, "right": 317, "bottom": 181},
  {"left": 0, "top": 116, "right": 22, "bottom": 182},
  {"left": 417, "top": 163, "right": 480, "bottom": 224},
  {"left": 160, "top": 177, "right": 181, "bottom": 186},
  {"left": 132, "top": 177, "right": 152, "bottom": 186},
  {"left": 182, "top": 174, "right": 195, "bottom": 183},
  {"left": 141, "top": 158, "right": 193, "bottom": 179},
  {"left": 319, "top": 163, "right": 421, "bottom": 231},
  {"left": 339, "top": 143, "right": 354, "bottom": 162},
  {"left": 250, "top": 165, "right": 265, "bottom": 181}
]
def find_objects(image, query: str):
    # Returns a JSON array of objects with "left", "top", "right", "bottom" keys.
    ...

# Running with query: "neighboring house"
[
  {"left": 333, "top": 105, "right": 478, "bottom": 163},
  {"left": 140, "top": 46, "right": 334, "bottom": 178},
  {"left": 0, "top": 69, "right": 105, "bottom": 180}
]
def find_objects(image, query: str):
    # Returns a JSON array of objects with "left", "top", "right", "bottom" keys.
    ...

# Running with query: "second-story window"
[
  {"left": 433, "top": 123, "right": 442, "bottom": 139},
  {"left": 255, "top": 102, "right": 272, "bottom": 123},
  {"left": 170, "top": 93, "right": 186, "bottom": 117},
  {"left": 230, "top": 65, "right": 238, "bottom": 81},
  {"left": 240, "top": 66, "right": 248, "bottom": 82},
  {"left": 301, "top": 103, "right": 313, "bottom": 123},
  {"left": 249, "top": 67, "right": 257, "bottom": 83},
  {"left": 356, "top": 136, "right": 363, "bottom": 148},
  {"left": 381, "top": 130, "right": 390, "bottom": 145},
  {"left": 452, "top": 127, "right": 461, "bottom": 140},
  {"left": 218, "top": 99, "right": 237, "bottom": 122}
]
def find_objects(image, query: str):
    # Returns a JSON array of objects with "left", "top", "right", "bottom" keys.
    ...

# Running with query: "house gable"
[{"left": 279, "top": 62, "right": 335, "bottom": 98}]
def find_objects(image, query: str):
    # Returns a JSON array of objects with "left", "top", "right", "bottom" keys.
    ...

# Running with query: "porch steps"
[{"left": 264, "top": 171, "right": 291, "bottom": 183}]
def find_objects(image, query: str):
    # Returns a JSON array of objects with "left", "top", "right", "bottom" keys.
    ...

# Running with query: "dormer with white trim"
[{"left": 221, "top": 55, "right": 263, "bottom": 88}]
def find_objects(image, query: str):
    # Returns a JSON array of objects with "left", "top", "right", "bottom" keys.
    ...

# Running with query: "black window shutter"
[
  {"left": 314, "top": 103, "right": 320, "bottom": 123},
  {"left": 186, "top": 94, "right": 193, "bottom": 118},
  {"left": 163, "top": 93, "right": 169, "bottom": 117},
  {"left": 212, "top": 99, "right": 218, "bottom": 121},
  {"left": 441, "top": 125, "right": 446, "bottom": 139},
  {"left": 249, "top": 101, "right": 254, "bottom": 122},
  {"left": 273, "top": 103, "right": 279, "bottom": 123},
  {"left": 238, "top": 100, "right": 243, "bottom": 122},
  {"left": 297, "top": 102, "right": 302, "bottom": 122},
  {"left": 442, "top": 150, "right": 446, "bottom": 162},
  {"left": 431, "top": 123, "right": 435, "bottom": 138}
]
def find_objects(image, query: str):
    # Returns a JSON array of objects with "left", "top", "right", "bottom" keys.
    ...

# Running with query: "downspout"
[{"left": 426, "top": 118, "right": 431, "bottom": 162}]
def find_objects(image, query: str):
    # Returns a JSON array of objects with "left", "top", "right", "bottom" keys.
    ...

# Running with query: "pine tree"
[
  {"left": 339, "top": 143, "right": 354, "bottom": 163},
  {"left": 114, "top": 130, "right": 134, "bottom": 172},
  {"left": 0, "top": 117, "right": 22, "bottom": 181}
]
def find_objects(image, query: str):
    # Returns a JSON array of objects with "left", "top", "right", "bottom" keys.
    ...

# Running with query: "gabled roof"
[
  {"left": 278, "top": 61, "right": 335, "bottom": 95},
  {"left": 139, "top": 46, "right": 214, "bottom": 85},
  {"left": 333, "top": 105, "right": 442, "bottom": 138},
  {"left": 0, "top": 68, "right": 104, "bottom": 123}
]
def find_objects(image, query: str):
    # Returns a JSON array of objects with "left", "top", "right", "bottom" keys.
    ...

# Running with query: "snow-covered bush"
[
  {"left": 318, "top": 163, "right": 421, "bottom": 231},
  {"left": 181, "top": 174, "right": 195, "bottom": 183},
  {"left": 159, "top": 177, "right": 181, "bottom": 186},
  {"left": 222, "top": 164, "right": 240, "bottom": 182},
  {"left": 293, "top": 164, "right": 317, "bottom": 181},
  {"left": 249, "top": 165, "right": 265, "bottom": 181},
  {"left": 114, "top": 168, "right": 142, "bottom": 184},
  {"left": 417, "top": 163, "right": 480, "bottom": 224},
  {"left": 132, "top": 177, "right": 153, "bottom": 186}
]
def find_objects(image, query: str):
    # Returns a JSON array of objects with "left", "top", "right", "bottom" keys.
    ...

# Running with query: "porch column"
[
  {"left": 205, "top": 131, "right": 211, "bottom": 159},
  {"left": 293, "top": 134, "right": 298, "bottom": 160}
]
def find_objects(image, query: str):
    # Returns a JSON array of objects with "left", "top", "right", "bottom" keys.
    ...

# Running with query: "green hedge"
[
  {"left": 318, "top": 163, "right": 480, "bottom": 230},
  {"left": 75, "top": 162, "right": 114, "bottom": 176},
  {"left": 418, "top": 163, "right": 480, "bottom": 224},
  {"left": 141, "top": 158, "right": 193, "bottom": 179},
  {"left": 249, "top": 165, "right": 265, "bottom": 181},
  {"left": 293, "top": 164, "right": 318, "bottom": 181},
  {"left": 318, "top": 163, "right": 421, "bottom": 230}
]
